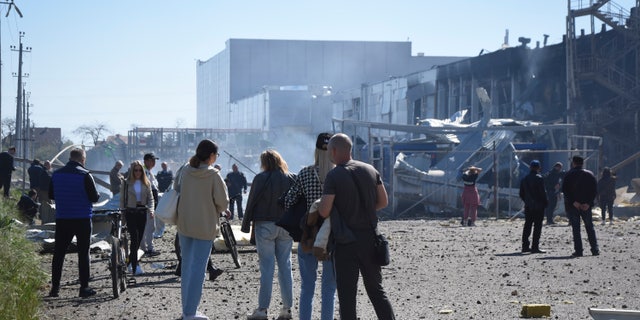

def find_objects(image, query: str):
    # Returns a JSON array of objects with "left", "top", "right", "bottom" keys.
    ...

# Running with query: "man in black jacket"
[
  {"left": 0, "top": 147, "right": 16, "bottom": 198},
  {"left": 562, "top": 155, "right": 599, "bottom": 257},
  {"left": 519, "top": 160, "right": 548, "bottom": 254}
]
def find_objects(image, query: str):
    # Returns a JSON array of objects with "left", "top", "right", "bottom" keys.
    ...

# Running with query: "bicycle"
[
  {"left": 93, "top": 209, "right": 129, "bottom": 298},
  {"left": 219, "top": 211, "right": 241, "bottom": 268}
]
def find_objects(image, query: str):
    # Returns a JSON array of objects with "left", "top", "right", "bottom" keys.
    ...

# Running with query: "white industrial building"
[{"left": 196, "top": 39, "right": 464, "bottom": 136}]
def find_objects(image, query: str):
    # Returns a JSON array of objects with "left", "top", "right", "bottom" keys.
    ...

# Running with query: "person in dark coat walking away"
[
  {"left": 562, "top": 155, "right": 599, "bottom": 257},
  {"left": 519, "top": 160, "right": 548, "bottom": 253},
  {"left": 48, "top": 148, "right": 101, "bottom": 298},
  {"left": 0, "top": 146, "right": 16, "bottom": 198},
  {"left": 597, "top": 167, "right": 616, "bottom": 225},
  {"left": 543, "top": 162, "right": 565, "bottom": 225}
]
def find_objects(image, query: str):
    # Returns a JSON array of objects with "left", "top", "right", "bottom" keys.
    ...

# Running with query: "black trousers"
[
  {"left": 568, "top": 207, "right": 599, "bottom": 254},
  {"left": 229, "top": 194, "right": 243, "bottom": 219},
  {"left": 522, "top": 207, "right": 544, "bottom": 250},
  {"left": 333, "top": 229, "right": 395, "bottom": 320},
  {"left": 545, "top": 192, "right": 558, "bottom": 223},
  {"left": 0, "top": 173, "right": 11, "bottom": 197},
  {"left": 51, "top": 218, "right": 92, "bottom": 290},
  {"left": 125, "top": 209, "right": 147, "bottom": 271}
]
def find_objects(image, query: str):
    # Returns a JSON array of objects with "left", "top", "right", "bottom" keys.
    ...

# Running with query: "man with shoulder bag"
[{"left": 318, "top": 133, "right": 395, "bottom": 320}]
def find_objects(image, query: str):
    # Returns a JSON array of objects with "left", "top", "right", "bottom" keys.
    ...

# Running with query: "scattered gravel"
[{"left": 39, "top": 217, "right": 640, "bottom": 319}]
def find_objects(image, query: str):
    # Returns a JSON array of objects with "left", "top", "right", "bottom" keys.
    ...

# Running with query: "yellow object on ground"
[{"left": 520, "top": 304, "right": 551, "bottom": 318}]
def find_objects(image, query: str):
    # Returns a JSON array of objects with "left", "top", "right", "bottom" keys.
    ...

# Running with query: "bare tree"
[
  {"left": 74, "top": 123, "right": 111, "bottom": 146},
  {"left": 1, "top": 117, "right": 16, "bottom": 147}
]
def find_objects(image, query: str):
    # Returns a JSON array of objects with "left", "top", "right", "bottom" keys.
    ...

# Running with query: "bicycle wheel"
[
  {"left": 221, "top": 222, "right": 241, "bottom": 268},
  {"left": 118, "top": 235, "right": 128, "bottom": 293},
  {"left": 109, "top": 237, "right": 120, "bottom": 298}
]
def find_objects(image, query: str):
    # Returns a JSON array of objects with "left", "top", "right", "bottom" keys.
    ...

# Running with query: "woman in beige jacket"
[
  {"left": 119, "top": 160, "right": 154, "bottom": 275},
  {"left": 176, "top": 139, "right": 229, "bottom": 320}
]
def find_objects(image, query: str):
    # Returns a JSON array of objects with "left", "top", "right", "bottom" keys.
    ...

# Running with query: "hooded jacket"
[{"left": 176, "top": 163, "right": 229, "bottom": 241}]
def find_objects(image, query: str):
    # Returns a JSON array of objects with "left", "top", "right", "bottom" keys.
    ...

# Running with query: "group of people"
[
  {"left": 518, "top": 155, "right": 616, "bottom": 257},
  {"left": 239, "top": 133, "right": 395, "bottom": 320},
  {"left": 44, "top": 138, "right": 623, "bottom": 319}
]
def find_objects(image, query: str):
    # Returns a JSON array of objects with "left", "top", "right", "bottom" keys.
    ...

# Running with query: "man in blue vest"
[{"left": 48, "top": 148, "right": 100, "bottom": 298}]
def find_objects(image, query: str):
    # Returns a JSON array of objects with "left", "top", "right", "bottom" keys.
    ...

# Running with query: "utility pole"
[
  {"left": 11, "top": 31, "right": 29, "bottom": 151},
  {"left": 0, "top": 0, "right": 23, "bottom": 151}
]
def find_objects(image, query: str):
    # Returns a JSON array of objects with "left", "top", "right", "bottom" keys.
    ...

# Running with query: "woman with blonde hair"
[
  {"left": 284, "top": 133, "right": 336, "bottom": 320},
  {"left": 242, "top": 149, "right": 294, "bottom": 320},
  {"left": 176, "top": 139, "right": 229, "bottom": 320},
  {"left": 120, "top": 160, "right": 154, "bottom": 275}
]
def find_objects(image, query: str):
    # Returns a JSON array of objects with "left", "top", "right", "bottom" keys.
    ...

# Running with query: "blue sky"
[{"left": 0, "top": 1, "right": 629, "bottom": 144}]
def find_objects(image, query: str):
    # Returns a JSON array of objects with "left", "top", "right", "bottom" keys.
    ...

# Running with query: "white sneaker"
[
  {"left": 246, "top": 308, "right": 267, "bottom": 320},
  {"left": 183, "top": 311, "right": 209, "bottom": 320},
  {"left": 276, "top": 307, "right": 292, "bottom": 320}
]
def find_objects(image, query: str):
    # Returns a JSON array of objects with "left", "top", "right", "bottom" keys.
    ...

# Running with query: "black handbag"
[
  {"left": 276, "top": 195, "right": 306, "bottom": 242},
  {"left": 373, "top": 231, "right": 390, "bottom": 266},
  {"left": 275, "top": 173, "right": 305, "bottom": 241}
]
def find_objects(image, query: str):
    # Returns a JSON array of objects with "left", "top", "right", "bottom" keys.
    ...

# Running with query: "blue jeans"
[
  {"left": 298, "top": 249, "right": 336, "bottom": 320},
  {"left": 178, "top": 233, "right": 213, "bottom": 317},
  {"left": 254, "top": 221, "right": 293, "bottom": 310}
]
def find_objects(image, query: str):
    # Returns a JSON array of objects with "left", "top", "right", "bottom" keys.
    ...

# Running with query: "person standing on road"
[
  {"left": 284, "top": 133, "right": 336, "bottom": 320},
  {"left": 48, "top": 148, "right": 100, "bottom": 298},
  {"left": 38, "top": 161, "right": 55, "bottom": 224},
  {"left": 562, "top": 155, "right": 600, "bottom": 257},
  {"left": 519, "top": 160, "right": 548, "bottom": 254},
  {"left": 242, "top": 150, "right": 294, "bottom": 320},
  {"left": 141, "top": 153, "right": 162, "bottom": 250},
  {"left": 461, "top": 165, "right": 482, "bottom": 227},
  {"left": 156, "top": 161, "right": 174, "bottom": 193},
  {"left": 109, "top": 160, "right": 124, "bottom": 195},
  {"left": 176, "top": 139, "right": 229, "bottom": 320},
  {"left": 318, "top": 133, "right": 395, "bottom": 320},
  {"left": 28, "top": 159, "right": 44, "bottom": 190},
  {"left": 0, "top": 146, "right": 16, "bottom": 198},
  {"left": 120, "top": 160, "right": 154, "bottom": 276},
  {"left": 226, "top": 163, "right": 248, "bottom": 220},
  {"left": 543, "top": 162, "right": 565, "bottom": 225},
  {"left": 598, "top": 167, "right": 616, "bottom": 225}
]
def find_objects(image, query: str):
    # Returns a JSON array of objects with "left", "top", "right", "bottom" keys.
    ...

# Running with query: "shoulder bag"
[
  {"left": 155, "top": 164, "right": 185, "bottom": 225},
  {"left": 276, "top": 173, "right": 306, "bottom": 241}
]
